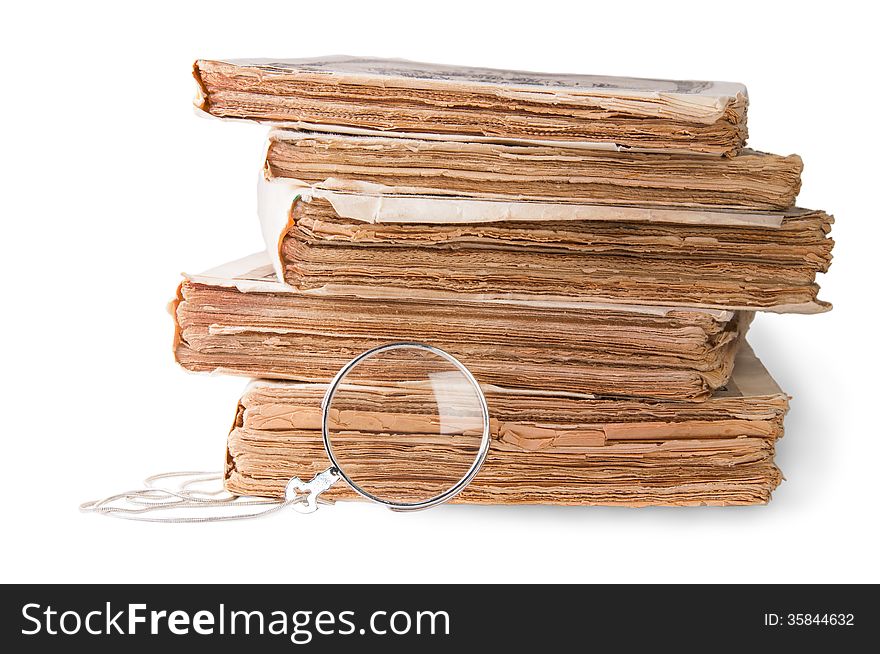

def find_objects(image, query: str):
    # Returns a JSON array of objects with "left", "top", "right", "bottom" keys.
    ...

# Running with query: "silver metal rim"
[{"left": 320, "top": 342, "right": 491, "bottom": 512}]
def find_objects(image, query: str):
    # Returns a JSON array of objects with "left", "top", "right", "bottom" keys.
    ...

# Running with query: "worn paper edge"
[
  {"left": 193, "top": 109, "right": 734, "bottom": 157},
  {"left": 297, "top": 283, "right": 827, "bottom": 315},
  {"left": 201, "top": 56, "right": 746, "bottom": 112},
  {"left": 243, "top": 340, "right": 786, "bottom": 402},
  {"left": 261, "top": 120, "right": 737, "bottom": 155},
  {"left": 254, "top": 176, "right": 828, "bottom": 314},
  {"left": 258, "top": 173, "right": 790, "bottom": 228},
  {"left": 183, "top": 251, "right": 737, "bottom": 320}
]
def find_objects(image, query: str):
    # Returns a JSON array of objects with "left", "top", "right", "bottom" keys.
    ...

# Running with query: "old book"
[
  {"left": 259, "top": 183, "right": 833, "bottom": 313},
  {"left": 225, "top": 343, "right": 788, "bottom": 506},
  {"left": 266, "top": 130, "right": 801, "bottom": 211},
  {"left": 193, "top": 57, "right": 748, "bottom": 155},
  {"left": 173, "top": 253, "right": 751, "bottom": 400}
]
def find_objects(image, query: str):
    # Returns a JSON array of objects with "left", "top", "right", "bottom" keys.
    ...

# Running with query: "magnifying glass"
[
  {"left": 289, "top": 342, "right": 491, "bottom": 513},
  {"left": 81, "top": 342, "right": 491, "bottom": 521}
]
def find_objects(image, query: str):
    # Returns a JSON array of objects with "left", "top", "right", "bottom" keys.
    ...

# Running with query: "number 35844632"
[{"left": 764, "top": 613, "right": 854, "bottom": 626}]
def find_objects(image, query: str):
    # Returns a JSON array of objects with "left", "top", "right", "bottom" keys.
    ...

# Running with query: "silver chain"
[{"left": 79, "top": 471, "right": 309, "bottom": 523}]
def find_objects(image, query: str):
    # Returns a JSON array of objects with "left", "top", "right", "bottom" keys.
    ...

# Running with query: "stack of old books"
[{"left": 174, "top": 57, "right": 833, "bottom": 506}]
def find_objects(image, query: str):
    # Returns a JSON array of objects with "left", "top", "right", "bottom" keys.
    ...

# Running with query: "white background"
[{"left": 1, "top": 1, "right": 876, "bottom": 584}]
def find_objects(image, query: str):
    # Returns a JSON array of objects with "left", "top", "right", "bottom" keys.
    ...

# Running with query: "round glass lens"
[{"left": 322, "top": 344, "right": 489, "bottom": 508}]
